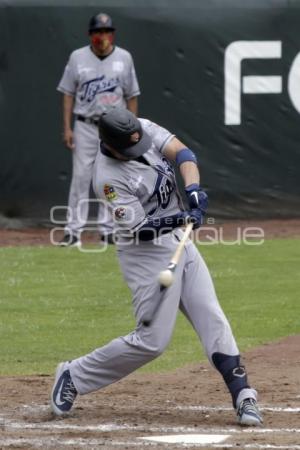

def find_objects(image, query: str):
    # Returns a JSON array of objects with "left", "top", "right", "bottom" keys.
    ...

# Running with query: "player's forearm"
[
  {"left": 164, "top": 139, "right": 207, "bottom": 213},
  {"left": 126, "top": 96, "right": 138, "bottom": 115},
  {"left": 180, "top": 161, "right": 200, "bottom": 189},
  {"left": 163, "top": 138, "right": 200, "bottom": 187},
  {"left": 63, "top": 94, "right": 74, "bottom": 131}
]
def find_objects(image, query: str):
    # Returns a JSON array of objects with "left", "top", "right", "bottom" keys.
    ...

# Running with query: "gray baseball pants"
[{"left": 69, "top": 231, "right": 241, "bottom": 395}]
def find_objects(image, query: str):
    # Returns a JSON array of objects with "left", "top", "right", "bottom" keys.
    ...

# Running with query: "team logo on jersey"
[
  {"left": 104, "top": 184, "right": 118, "bottom": 201},
  {"left": 81, "top": 75, "right": 120, "bottom": 102},
  {"left": 156, "top": 157, "right": 174, "bottom": 176},
  {"left": 148, "top": 173, "right": 174, "bottom": 216}
]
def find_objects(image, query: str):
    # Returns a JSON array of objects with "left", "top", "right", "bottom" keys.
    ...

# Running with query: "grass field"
[{"left": 0, "top": 239, "right": 299, "bottom": 376}]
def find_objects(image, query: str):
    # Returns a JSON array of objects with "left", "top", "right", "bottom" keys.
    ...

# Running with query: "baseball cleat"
[
  {"left": 237, "top": 398, "right": 263, "bottom": 426},
  {"left": 51, "top": 362, "right": 77, "bottom": 415},
  {"left": 58, "top": 234, "right": 81, "bottom": 247}
]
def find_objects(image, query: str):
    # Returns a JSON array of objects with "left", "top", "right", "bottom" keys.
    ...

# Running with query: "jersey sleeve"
[
  {"left": 140, "top": 119, "right": 175, "bottom": 153},
  {"left": 100, "top": 182, "right": 146, "bottom": 233},
  {"left": 57, "top": 53, "right": 77, "bottom": 96},
  {"left": 123, "top": 53, "right": 141, "bottom": 100}
]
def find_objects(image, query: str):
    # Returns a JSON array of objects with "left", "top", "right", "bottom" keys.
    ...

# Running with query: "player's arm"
[
  {"left": 124, "top": 52, "right": 140, "bottom": 115},
  {"left": 163, "top": 137, "right": 199, "bottom": 187},
  {"left": 126, "top": 96, "right": 138, "bottom": 115},
  {"left": 57, "top": 52, "right": 77, "bottom": 150},
  {"left": 163, "top": 136, "right": 208, "bottom": 213},
  {"left": 62, "top": 94, "right": 75, "bottom": 150},
  {"left": 136, "top": 137, "right": 207, "bottom": 241}
]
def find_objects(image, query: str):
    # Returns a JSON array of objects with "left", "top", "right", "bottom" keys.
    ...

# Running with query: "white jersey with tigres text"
[{"left": 57, "top": 45, "right": 140, "bottom": 117}]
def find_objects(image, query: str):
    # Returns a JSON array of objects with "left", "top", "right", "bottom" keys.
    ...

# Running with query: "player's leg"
[
  {"left": 70, "top": 243, "right": 185, "bottom": 392},
  {"left": 179, "top": 242, "right": 262, "bottom": 425},
  {"left": 51, "top": 237, "right": 185, "bottom": 415},
  {"left": 62, "top": 121, "right": 99, "bottom": 245}
]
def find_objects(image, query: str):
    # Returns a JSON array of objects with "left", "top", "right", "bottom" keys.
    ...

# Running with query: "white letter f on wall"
[{"left": 224, "top": 41, "right": 282, "bottom": 125}]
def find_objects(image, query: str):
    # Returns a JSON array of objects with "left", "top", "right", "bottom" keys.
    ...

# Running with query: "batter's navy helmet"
[
  {"left": 88, "top": 13, "right": 115, "bottom": 33},
  {"left": 99, "top": 109, "right": 152, "bottom": 158}
]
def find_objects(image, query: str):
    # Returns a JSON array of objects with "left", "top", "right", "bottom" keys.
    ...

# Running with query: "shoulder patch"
[{"left": 104, "top": 184, "right": 118, "bottom": 201}]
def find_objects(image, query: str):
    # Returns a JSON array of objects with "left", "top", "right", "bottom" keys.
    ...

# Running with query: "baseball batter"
[
  {"left": 51, "top": 109, "right": 263, "bottom": 426},
  {"left": 57, "top": 13, "right": 140, "bottom": 246}
]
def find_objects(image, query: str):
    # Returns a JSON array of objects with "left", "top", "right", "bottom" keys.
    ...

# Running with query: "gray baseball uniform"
[
  {"left": 57, "top": 45, "right": 140, "bottom": 237},
  {"left": 67, "top": 119, "right": 257, "bottom": 408}
]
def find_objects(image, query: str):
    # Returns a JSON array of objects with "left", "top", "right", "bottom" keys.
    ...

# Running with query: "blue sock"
[{"left": 212, "top": 352, "right": 250, "bottom": 408}]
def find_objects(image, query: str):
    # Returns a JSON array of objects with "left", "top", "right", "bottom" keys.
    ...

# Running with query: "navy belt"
[{"left": 76, "top": 115, "right": 99, "bottom": 126}]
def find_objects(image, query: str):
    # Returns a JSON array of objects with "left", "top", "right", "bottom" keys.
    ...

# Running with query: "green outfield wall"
[{"left": 0, "top": 0, "right": 299, "bottom": 222}]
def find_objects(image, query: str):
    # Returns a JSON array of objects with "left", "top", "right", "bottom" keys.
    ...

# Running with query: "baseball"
[{"left": 158, "top": 269, "right": 174, "bottom": 287}]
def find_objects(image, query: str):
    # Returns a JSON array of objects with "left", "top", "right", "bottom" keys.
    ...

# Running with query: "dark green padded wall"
[{"left": 0, "top": 0, "right": 299, "bottom": 221}]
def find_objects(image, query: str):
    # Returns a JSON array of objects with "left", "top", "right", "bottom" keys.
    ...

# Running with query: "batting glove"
[
  {"left": 185, "top": 184, "right": 208, "bottom": 213},
  {"left": 186, "top": 208, "right": 204, "bottom": 230}
]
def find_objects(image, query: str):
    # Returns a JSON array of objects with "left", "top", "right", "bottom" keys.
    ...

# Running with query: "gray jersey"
[
  {"left": 57, "top": 45, "right": 140, "bottom": 117},
  {"left": 93, "top": 119, "right": 183, "bottom": 243}
]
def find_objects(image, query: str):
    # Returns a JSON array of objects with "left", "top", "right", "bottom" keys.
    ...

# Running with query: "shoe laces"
[
  {"left": 239, "top": 398, "right": 259, "bottom": 415},
  {"left": 63, "top": 380, "right": 77, "bottom": 404}
]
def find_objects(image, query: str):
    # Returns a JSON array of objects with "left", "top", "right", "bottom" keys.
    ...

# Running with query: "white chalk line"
[
  {"left": 2, "top": 418, "right": 300, "bottom": 434},
  {"left": 0, "top": 437, "right": 299, "bottom": 449},
  {"left": 20, "top": 403, "right": 300, "bottom": 413},
  {"left": 174, "top": 405, "right": 300, "bottom": 413},
  {"left": 0, "top": 438, "right": 155, "bottom": 448}
]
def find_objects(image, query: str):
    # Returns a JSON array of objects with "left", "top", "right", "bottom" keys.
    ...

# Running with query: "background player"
[
  {"left": 57, "top": 13, "right": 140, "bottom": 246},
  {"left": 51, "top": 109, "right": 263, "bottom": 427}
]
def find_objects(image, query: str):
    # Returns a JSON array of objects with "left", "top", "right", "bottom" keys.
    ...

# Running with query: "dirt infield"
[
  {"left": 0, "top": 335, "right": 299, "bottom": 449},
  {"left": 0, "top": 220, "right": 299, "bottom": 448}
]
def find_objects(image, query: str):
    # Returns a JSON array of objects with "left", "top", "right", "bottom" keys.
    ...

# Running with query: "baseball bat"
[
  {"left": 143, "top": 222, "right": 194, "bottom": 327},
  {"left": 158, "top": 222, "right": 194, "bottom": 288}
]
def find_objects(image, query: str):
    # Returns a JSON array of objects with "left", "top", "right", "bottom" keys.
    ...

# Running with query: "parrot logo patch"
[{"left": 104, "top": 184, "right": 118, "bottom": 201}]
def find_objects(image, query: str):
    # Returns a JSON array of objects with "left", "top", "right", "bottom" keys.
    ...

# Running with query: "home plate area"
[
  {"left": 1, "top": 405, "right": 300, "bottom": 448},
  {"left": 0, "top": 336, "right": 299, "bottom": 448}
]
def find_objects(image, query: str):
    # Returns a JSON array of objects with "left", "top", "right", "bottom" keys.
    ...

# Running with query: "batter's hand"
[
  {"left": 63, "top": 129, "right": 75, "bottom": 150},
  {"left": 186, "top": 208, "right": 204, "bottom": 230},
  {"left": 185, "top": 184, "right": 208, "bottom": 213}
]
